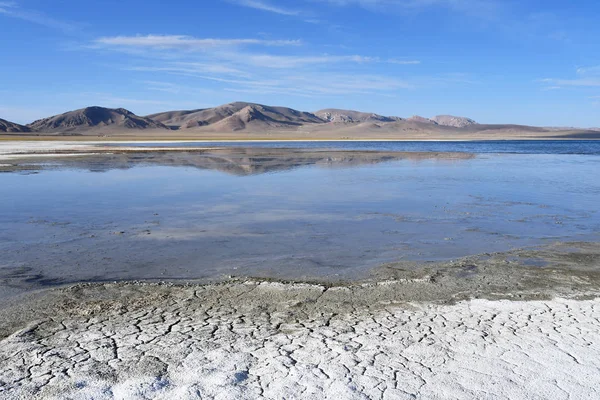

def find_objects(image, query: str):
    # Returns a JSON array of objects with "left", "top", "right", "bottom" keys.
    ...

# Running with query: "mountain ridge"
[
  {"left": 27, "top": 106, "right": 168, "bottom": 133},
  {"left": 1, "top": 102, "right": 597, "bottom": 138},
  {"left": 148, "top": 102, "right": 324, "bottom": 130},
  {"left": 315, "top": 109, "right": 402, "bottom": 123},
  {"left": 0, "top": 118, "right": 31, "bottom": 133}
]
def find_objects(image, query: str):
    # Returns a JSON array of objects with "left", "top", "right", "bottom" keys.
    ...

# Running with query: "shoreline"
[
  {"left": 2, "top": 137, "right": 600, "bottom": 143},
  {"left": 1, "top": 137, "right": 598, "bottom": 163}
]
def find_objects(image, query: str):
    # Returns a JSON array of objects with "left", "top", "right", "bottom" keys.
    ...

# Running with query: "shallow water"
[
  {"left": 114, "top": 139, "right": 600, "bottom": 155},
  {"left": 1, "top": 143, "right": 599, "bottom": 297}
]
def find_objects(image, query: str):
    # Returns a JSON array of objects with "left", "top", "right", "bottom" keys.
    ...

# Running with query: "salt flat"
[{"left": 0, "top": 281, "right": 599, "bottom": 399}]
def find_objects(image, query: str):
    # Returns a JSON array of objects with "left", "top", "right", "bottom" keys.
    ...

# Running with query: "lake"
[{"left": 1, "top": 141, "right": 599, "bottom": 298}]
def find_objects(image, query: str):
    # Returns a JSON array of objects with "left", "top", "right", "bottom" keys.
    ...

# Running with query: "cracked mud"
[{"left": 1, "top": 241, "right": 600, "bottom": 399}]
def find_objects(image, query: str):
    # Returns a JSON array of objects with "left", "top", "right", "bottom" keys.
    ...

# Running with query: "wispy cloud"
[
  {"left": 94, "top": 35, "right": 302, "bottom": 49},
  {"left": 86, "top": 31, "right": 466, "bottom": 103},
  {"left": 217, "top": 74, "right": 413, "bottom": 96},
  {"left": 388, "top": 59, "right": 421, "bottom": 65},
  {"left": 0, "top": 1, "right": 78, "bottom": 32},
  {"left": 127, "top": 63, "right": 251, "bottom": 79},
  {"left": 541, "top": 66, "right": 600, "bottom": 89},
  {"left": 124, "top": 61, "right": 415, "bottom": 96},
  {"left": 540, "top": 78, "right": 600, "bottom": 88},
  {"left": 576, "top": 65, "right": 600, "bottom": 76},
  {"left": 229, "top": 0, "right": 301, "bottom": 15},
  {"left": 243, "top": 54, "right": 379, "bottom": 68},
  {"left": 310, "top": 0, "right": 500, "bottom": 17},
  {"left": 128, "top": 55, "right": 377, "bottom": 72}
]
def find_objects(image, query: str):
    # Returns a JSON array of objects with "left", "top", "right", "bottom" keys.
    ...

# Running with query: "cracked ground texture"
[{"left": 0, "top": 281, "right": 599, "bottom": 399}]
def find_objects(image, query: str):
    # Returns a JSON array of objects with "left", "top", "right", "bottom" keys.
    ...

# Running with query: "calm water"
[
  {"left": 1, "top": 141, "right": 599, "bottom": 296},
  {"left": 115, "top": 140, "right": 600, "bottom": 155}
]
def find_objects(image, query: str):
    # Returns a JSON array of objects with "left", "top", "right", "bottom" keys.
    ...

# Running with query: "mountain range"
[
  {"left": 1, "top": 102, "right": 598, "bottom": 138},
  {"left": 147, "top": 102, "right": 323, "bottom": 131}
]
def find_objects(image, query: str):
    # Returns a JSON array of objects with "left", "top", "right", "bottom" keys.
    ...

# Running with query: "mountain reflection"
[{"left": 2, "top": 148, "right": 475, "bottom": 175}]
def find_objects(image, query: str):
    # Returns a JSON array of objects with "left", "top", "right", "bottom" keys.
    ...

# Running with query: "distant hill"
[
  {"left": 407, "top": 116, "right": 437, "bottom": 124},
  {"left": 432, "top": 115, "right": 478, "bottom": 128},
  {"left": 0, "top": 118, "right": 31, "bottom": 133},
  {"left": 4, "top": 101, "right": 595, "bottom": 139},
  {"left": 315, "top": 109, "right": 401, "bottom": 123},
  {"left": 406, "top": 115, "right": 478, "bottom": 127},
  {"left": 147, "top": 102, "right": 323, "bottom": 131},
  {"left": 27, "top": 106, "right": 168, "bottom": 133}
]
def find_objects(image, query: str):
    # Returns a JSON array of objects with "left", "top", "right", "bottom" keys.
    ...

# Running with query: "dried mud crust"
[
  {"left": 1, "top": 281, "right": 600, "bottom": 399},
  {"left": 1, "top": 242, "right": 599, "bottom": 399}
]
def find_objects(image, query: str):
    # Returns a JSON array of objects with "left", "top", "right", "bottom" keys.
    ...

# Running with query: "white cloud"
[
  {"left": 540, "top": 66, "right": 600, "bottom": 90},
  {"left": 129, "top": 62, "right": 247, "bottom": 76},
  {"left": 541, "top": 64, "right": 600, "bottom": 89},
  {"left": 388, "top": 59, "right": 421, "bottom": 65},
  {"left": 243, "top": 54, "right": 379, "bottom": 68},
  {"left": 87, "top": 31, "right": 461, "bottom": 103},
  {"left": 230, "top": 0, "right": 301, "bottom": 15},
  {"left": 541, "top": 78, "right": 600, "bottom": 88},
  {"left": 576, "top": 65, "right": 600, "bottom": 76},
  {"left": 126, "top": 61, "right": 413, "bottom": 96},
  {"left": 94, "top": 35, "right": 302, "bottom": 49}
]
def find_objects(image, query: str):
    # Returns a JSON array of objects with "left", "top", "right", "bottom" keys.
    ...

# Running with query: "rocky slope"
[
  {"left": 432, "top": 115, "right": 478, "bottom": 128},
  {"left": 315, "top": 109, "right": 402, "bottom": 123},
  {"left": 27, "top": 107, "right": 168, "bottom": 133},
  {"left": 0, "top": 118, "right": 31, "bottom": 133},
  {"left": 406, "top": 115, "right": 478, "bottom": 127},
  {"left": 407, "top": 115, "right": 437, "bottom": 124},
  {"left": 148, "top": 102, "right": 324, "bottom": 130}
]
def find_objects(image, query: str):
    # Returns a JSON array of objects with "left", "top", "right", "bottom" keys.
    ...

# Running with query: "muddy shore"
[
  {"left": 1, "top": 242, "right": 600, "bottom": 399},
  {"left": 1, "top": 241, "right": 600, "bottom": 398}
]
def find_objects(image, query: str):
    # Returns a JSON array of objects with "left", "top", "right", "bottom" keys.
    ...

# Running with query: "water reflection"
[
  {"left": 0, "top": 147, "right": 599, "bottom": 299},
  {"left": 2, "top": 148, "right": 475, "bottom": 175}
]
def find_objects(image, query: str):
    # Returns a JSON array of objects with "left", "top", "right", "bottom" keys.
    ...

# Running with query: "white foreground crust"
[{"left": 1, "top": 297, "right": 599, "bottom": 399}]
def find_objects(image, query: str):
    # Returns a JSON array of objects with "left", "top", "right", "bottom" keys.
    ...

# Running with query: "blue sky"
[{"left": 0, "top": 0, "right": 599, "bottom": 126}]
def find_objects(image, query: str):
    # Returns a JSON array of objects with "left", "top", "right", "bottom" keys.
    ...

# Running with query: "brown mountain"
[
  {"left": 0, "top": 118, "right": 31, "bottom": 133},
  {"left": 315, "top": 109, "right": 401, "bottom": 123},
  {"left": 5, "top": 101, "right": 595, "bottom": 139},
  {"left": 147, "top": 102, "right": 324, "bottom": 130},
  {"left": 28, "top": 106, "right": 168, "bottom": 133}
]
